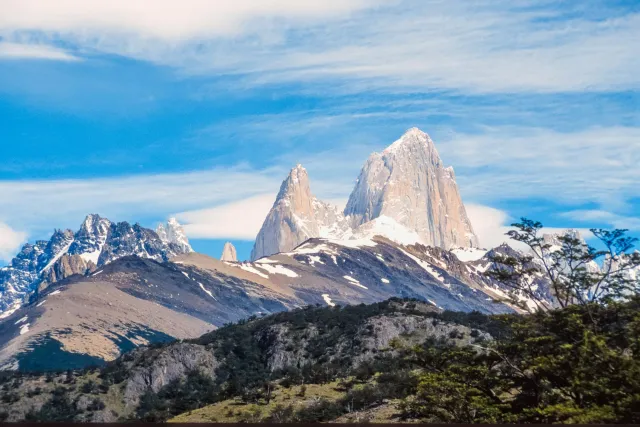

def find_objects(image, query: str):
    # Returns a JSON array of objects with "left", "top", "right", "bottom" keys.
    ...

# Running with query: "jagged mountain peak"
[
  {"left": 383, "top": 127, "right": 434, "bottom": 153},
  {"left": 345, "top": 129, "right": 479, "bottom": 249},
  {"left": 79, "top": 213, "right": 111, "bottom": 232},
  {"left": 275, "top": 164, "right": 311, "bottom": 202},
  {"left": 221, "top": 242, "right": 238, "bottom": 262},
  {"left": 0, "top": 214, "right": 194, "bottom": 315},
  {"left": 157, "top": 218, "right": 193, "bottom": 253},
  {"left": 251, "top": 165, "right": 351, "bottom": 261},
  {"left": 252, "top": 128, "right": 480, "bottom": 259}
]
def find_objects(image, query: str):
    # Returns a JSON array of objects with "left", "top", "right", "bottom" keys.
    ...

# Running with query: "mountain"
[
  {"left": 0, "top": 256, "right": 297, "bottom": 371},
  {"left": 345, "top": 128, "right": 479, "bottom": 249},
  {"left": 251, "top": 165, "right": 350, "bottom": 261},
  {"left": 0, "top": 298, "right": 498, "bottom": 422},
  {"left": 251, "top": 128, "right": 479, "bottom": 260},
  {"left": 156, "top": 218, "right": 193, "bottom": 254},
  {"left": 220, "top": 242, "right": 238, "bottom": 262},
  {"left": 0, "top": 230, "right": 557, "bottom": 371},
  {"left": 0, "top": 215, "right": 193, "bottom": 318},
  {"left": 1, "top": 296, "right": 636, "bottom": 423}
]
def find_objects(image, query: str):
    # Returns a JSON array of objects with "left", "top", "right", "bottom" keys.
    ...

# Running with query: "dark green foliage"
[
  {"left": 25, "top": 387, "right": 78, "bottom": 422},
  {"left": 134, "top": 370, "right": 218, "bottom": 421},
  {"left": 401, "top": 297, "right": 640, "bottom": 423},
  {"left": 86, "top": 397, "right": 105, "bottom": 412},
  {"left": 26, "top": 387, "right": 42, "bottom": 397},
  {"left": 1, "top": 392, "right": 19, "bottom": 404},
  {"left": 487, "top": 218, "right": 640, "bottom": 312},
  {"left": 80, "top": 380, "right": 98, "bottom": 394},
  {"left": 291, "top": 398, "right": 343, "bottom": 422}
]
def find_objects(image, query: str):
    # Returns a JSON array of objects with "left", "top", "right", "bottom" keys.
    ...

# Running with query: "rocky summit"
[
  {"left": 345, "top": 128, "right": 479, "bottom": 249},
  {"left": 220, "top": 242, "right": 238, "bottom": 262},
  {"left": 0, "top": 215, "right": 193, "bottom": 318},
  {"left": 251, "top": 128, "right": 479, "bottom": 261},
  {"left": 251, "top": 165, "right": 350, "bottom": 261}
]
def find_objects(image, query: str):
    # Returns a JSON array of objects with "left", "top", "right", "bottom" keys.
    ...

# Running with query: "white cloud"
[
  {"left": 0, "top": 42, "right": 79, "bottom": 61},
  {"left": 176, "top": 193, "right": 276, "bottom": 240},
  {"left": 0, "top": 223, "right": 27, "bottom": 262},
  {"left": 0, "top": 0, "right": 380, "bottom": 39},
  {"left": 466, "top": 203, "right": 593, "bottom": 251},
  {"left": 560, "top": 210, "right": 640, "bottom": 231},
  {"left": 1, "top": 1, "right": 637, "bottom": 93},
  {"left": 438, "top": 126, "right": 640, "bottom": 208},
  {"left": 0, "top": 165, "right": 283, "bottom": 234},
  {"left": 175, "top": 194, "right": 350, "bottom": 240}
]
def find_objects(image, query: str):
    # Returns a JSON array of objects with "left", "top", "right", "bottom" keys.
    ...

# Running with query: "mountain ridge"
[
  {"left": 0, "top": 215, "right": 193, "bottom": 317},
  {"left": 251, "top": 128, "right": 479, "bottom": 261}
]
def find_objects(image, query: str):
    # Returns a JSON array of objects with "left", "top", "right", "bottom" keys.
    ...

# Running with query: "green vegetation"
[
  {"left": 1, "top": 219, "right": 638, "bottom": 423},
  {"left": 401, "top": 219, "right": 640, "bottom": 423}
]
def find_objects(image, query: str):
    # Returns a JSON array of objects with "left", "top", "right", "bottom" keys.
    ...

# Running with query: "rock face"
[
  {"left": 251, "top": 128, "right": 480, "bottom": 260},
  {"left": 0, "top": 214, "right": 193, "bottom": 316},
  {"left": 220, "top": 242, "right": 238, "bottom": 262},
  {"left": 40, "top": 254, "right": 96, "bottom": 287},
  {"left": 157, "top": 218, "right": 193, "bottom": 254},
  {"left": 345, "top": 128, "right": 479, "bottom": 249},
  {"left": 251, "top": 165, "right": 349, "bottom": 260},
  {"left": 123, "top": 343, "right": 218, "bottom": 404}
]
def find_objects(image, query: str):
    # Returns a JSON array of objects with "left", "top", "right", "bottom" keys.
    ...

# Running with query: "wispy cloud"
[
  {"left": 176, "top": 193, "right": 276, "bottom": 240},
  {"left": 0, "top": 42, "right": 79, "bottom": 61},
  {"left": 0, "top": 0, "right": 381, "bottom": 40},
  {"left": 0, "top": 223, "right": 27, "bottom": 262},
  {"left": 0, "top": 165, "right": 282, "bottom": 233},
  {"left": 437, "top": 126, "right": 640, "bottom": 209},
  {"left": 466, "top": 203, "right": 593, "bottom": 250},
  {"left": 1, "top": 1, "right": 637, "bottom": 93},
  {"left": 560, "top": 210, "right": 640, "bottom": 231}
]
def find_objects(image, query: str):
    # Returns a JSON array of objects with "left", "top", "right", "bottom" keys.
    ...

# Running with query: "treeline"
[
  {"left": 132, "top": 299, "right": 502, "bottom": 421},
  {"left": 136, "top": 296, "right": 640, "bottom": 423}
]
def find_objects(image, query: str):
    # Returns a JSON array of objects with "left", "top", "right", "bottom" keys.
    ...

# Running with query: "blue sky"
[{"left": 0, "top": 0, "right": 638, "bottom": 262}]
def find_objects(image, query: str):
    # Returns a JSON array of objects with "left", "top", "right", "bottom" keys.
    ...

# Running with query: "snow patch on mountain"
[
  {"left": 322, "top": 294, "right": 335, "bottom": 307},
  {"left": 258, "top": 264, "right": 299, "bottom": 278},
  {"left": 451, "top": 247, "right": 488, "bottom": 262},
  {"left": 343, "top": 275, "right": 368, "bottom": 289},
  {"left": 238, "top": 264, "right": 270, "bottom": 279}
]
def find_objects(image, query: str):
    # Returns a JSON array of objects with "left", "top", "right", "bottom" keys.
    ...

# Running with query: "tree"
[
  {"left": 402, "top": 220, "right": 640, "bottom": 423},
  {"left": 486, "top": 218, "right": 640, "bottom": 314}
]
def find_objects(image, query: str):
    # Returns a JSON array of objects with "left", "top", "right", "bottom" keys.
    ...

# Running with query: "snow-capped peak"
[
  {"left": 0, "top": 214, "right": 194, "bottom": 316},
  {"left": 383, "top": 127, "right": 433, "bottom": 155},
  {"left": 157, "top": 218, "right": 193, "bottom": 253},
  {"left": 345, "top": 128, "right": 479, "bottom": 249}
]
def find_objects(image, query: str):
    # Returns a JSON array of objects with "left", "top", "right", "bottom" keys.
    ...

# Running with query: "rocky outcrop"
[
  {"left": 251, "top": 165, "right": 349, "bottom": 261},
  {"left": 342, "top": 313, "right": 491, "bottom": 367},
  {"left": 41, "top": 254, "right": 96, "bottom": 287},
  {"left": 345, "top": 128, "right": 479, "bottom": 249},
  {"left": 124, "top": 343, "right": 218, "bottom": 404},
  {"left": 220, "top": 242, "right": 238, "bottom": 262},
  {"left": 157, "top": 218, "right": 193, "bottom": 254}
]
